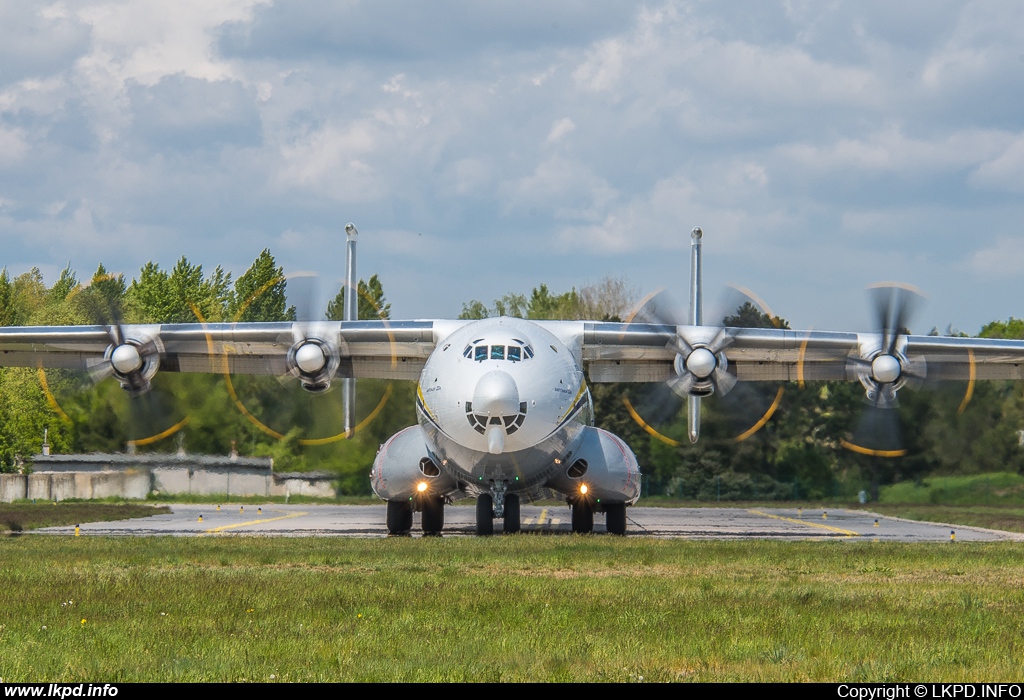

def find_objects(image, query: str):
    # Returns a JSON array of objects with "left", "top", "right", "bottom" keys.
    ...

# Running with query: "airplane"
[{"left": 3, "top": 223, "right": 1024, "bottom": 537}]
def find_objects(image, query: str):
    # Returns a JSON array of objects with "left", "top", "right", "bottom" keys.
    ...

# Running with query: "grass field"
[
  {"left": 0, "top": 503, "right": 170, "bottom": 532},
  {"left": 1, "top": 536, "right": 1023, "bottom": 682}
]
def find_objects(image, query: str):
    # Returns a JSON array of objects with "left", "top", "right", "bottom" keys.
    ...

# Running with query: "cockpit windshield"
[{"left": 463, "top": 337, "right": 534, "bottom": 363}]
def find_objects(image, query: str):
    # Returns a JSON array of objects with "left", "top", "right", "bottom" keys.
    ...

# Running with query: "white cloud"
[
  {"left": 970, "top": 237, "right": 1024, "bottom": 277},
  {"left": 0, "top": 127, "right": 30, "bottom": 166},
  {"left": 970, "top": 134, "right": 1024, "bottom": 192},
  {"left": 545, "top": 117, "right": 575, "bottom": 144},
  {"left": 778, "top": 127, "right": 1013, "bottom": 174}
]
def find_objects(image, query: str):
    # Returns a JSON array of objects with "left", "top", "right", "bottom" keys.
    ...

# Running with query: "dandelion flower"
[
  {"left": 357, "top": 614, "right": 362, "bottom": 618},
  {"left": 81, "top": 619, "right": 86, "bottom": 625}
]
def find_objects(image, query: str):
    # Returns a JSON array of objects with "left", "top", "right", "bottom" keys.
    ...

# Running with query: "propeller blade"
[
  {"left": 712, "top": 365, "right": 737, "bottom": 396},
  {"left": 845, "top": 403, "right": 906, "bottom": 457},
  {"left": 667, "top": 373, "right": 696, "bottom": 399},
  {"left": 627, "top": 288, "right": 684, "bottom": 326},
  {"left": 868, "top": 283, "right": 923, "bottom": 355},
  {"left": 666, "top": 333, "right": 692, "bottom": 358},
  {"left": 286, "top": 272, "right": 323, "bottom": 323},
  {"left": 706, "top": 327, "right": 734, "bottom": 355}
]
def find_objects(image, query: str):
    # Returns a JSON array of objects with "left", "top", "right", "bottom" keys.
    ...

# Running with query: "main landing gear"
[
  {"left": 475, "top": 490, "right": 520, "bottom": 535},
  {"left": 571, "top": 500, "right": 627, "bottom": 535},
  {"left": 386, "top": 496, "right": 445, "bottom": 536}
]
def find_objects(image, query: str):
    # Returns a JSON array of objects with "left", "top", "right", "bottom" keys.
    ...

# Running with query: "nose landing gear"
[{"left": 475, "top": 483, "right": 520, "bottom": 535}]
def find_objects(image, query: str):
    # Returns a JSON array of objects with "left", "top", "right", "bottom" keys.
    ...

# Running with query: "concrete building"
[{"left": 0, "top": 453, "right": 341, "bottom": 502}]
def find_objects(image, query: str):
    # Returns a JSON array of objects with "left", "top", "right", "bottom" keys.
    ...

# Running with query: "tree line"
[{"left": 0, "top": 254, "right": 1022, "bottom": 499}]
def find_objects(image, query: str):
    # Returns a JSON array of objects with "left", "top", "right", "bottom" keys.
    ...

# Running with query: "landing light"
[
  {"left": 579, "top": 484, "right": 589, "bottom": 495},
  {"left": 416, "top": 481, "right": 428, "bottom": 493}
]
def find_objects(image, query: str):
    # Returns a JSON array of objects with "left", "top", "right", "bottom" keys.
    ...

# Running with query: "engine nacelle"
[
  {"left": 371, "top": 426, "right": 460, "bottom": 501},
  {"left": 545, "top": 426, "right": 641, "bottom": 506}
]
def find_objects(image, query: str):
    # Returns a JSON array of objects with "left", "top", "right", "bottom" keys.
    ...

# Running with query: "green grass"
[
  {"left": 1, "top": 537, "right": 1023, "bottom": 681},
  {"left": 853, "top": 504, "right": 1024, "bottom": 534},
  {"left": 880, "top": 472, "right": 1024, "bottom": 506},
  {"left": 0, "top": 503, "right": 170, "bottom": 532}
]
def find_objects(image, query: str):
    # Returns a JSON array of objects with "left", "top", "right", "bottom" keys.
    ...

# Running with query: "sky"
[{"left": 1, "top": 0, "right": 1023, "bottom": 334}]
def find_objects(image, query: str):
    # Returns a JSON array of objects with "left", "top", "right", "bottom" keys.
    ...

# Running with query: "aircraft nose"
[
  {"left": 473, "top": 371, "right": 520, "bottom": 455},
  {"left": 473, "top": 370, "right": 520, "bottom": 417}
]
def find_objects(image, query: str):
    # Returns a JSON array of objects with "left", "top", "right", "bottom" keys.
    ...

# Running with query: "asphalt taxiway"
[{"left": 40, "top": 504, "right": 1023, "bottom": 541}]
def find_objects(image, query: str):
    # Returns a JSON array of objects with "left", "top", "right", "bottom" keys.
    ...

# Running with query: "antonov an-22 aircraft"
[{"left": 3, "top": 224, "right": 1024, "bottom": 536}]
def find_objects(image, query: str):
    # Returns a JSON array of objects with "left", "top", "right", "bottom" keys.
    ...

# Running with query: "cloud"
[
  {"left": 970, "top": 236, "right": 1024, "bottom": 276},
  {"left": 545, "top": 117, "right": 575, "bottom": 144},
  {"left": 969, "top": 134, "right": 1024, "bottom": 192},
  {"left": 128, "top": 75, "right": 262, "bottom": 151},
  {"left": 0, "top": 5, "right": 91, "bottom": 86},
  {"left": 1, "top": 0, "right": 1023, "bottom": 333}
]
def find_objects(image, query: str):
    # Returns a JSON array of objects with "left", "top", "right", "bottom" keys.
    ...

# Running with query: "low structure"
[{"left": 0, "top": 453, "right": 341, "bottom": 501}]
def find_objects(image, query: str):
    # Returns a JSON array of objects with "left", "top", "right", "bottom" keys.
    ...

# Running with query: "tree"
[
  {"left": 128, "top": 258, "right": 232, "bottom": 323},
  {"left": 326, "top": 274, "right": 391, "bottom": 321},
  {"left": 459, "top": 300, "right": 489, "bottom": 320},
  {"left": 229, "top": 250, "right": 294, "bottom": 322}
]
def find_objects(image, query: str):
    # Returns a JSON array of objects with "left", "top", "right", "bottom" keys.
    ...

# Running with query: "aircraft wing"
[
  {"left": 0, "top": 320, "right": 453, "bottom": 381},
  {"left": 579, "top": 322, "right": 1024, "bottom": 383}
]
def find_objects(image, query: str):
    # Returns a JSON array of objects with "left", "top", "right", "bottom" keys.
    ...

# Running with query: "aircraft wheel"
[
  {"left": 503, "top": 494, "right": 521, "bottom": 534},
  {"left": 606, "top": 503, "right": 627, "bottom": 535},
  {"left": 421, "top": 496, "right": 444, "bottom": 536},
  {"left": 476, "top": 494, "right": 494, "bottom": 536},
  {"left": 386, "top": 500, "right": 413, "bottom": 535},
  {"left": 571, "top": 499, "right": 594, "bottom": 534}
]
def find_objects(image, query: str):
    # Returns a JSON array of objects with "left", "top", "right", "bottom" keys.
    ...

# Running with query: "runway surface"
[{"left": 41, "top": 504, "right": 1023, "bottom": 541}]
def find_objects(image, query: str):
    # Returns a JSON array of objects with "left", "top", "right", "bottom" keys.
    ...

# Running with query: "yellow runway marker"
[
  {"left": 537, "top": 509, "right": 548, "bottom": 526},
  {"left": 205, "top": 511, "right": 308, "bottom": 533},
  {"left": 749, "top": 509, "right": 859, "bottom": 537}
]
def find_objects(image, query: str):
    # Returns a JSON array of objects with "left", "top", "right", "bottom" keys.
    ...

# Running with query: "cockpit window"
[{"left": 466, "top": 338, "right": 532, "bottom": 362}]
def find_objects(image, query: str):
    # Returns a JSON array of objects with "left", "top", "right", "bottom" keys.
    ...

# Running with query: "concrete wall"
[
  {"left": 0, "top": 468, "right": 282, "bottom": 501},
  {"left": 0, "top": 473, "right": 27, "bottom": 501},
  {"left": 271, "top": 477, "right": 337, "bottom": 499}
]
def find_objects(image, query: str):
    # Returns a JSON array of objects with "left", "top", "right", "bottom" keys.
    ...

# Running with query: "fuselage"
[{"left": 415, "top": 317, "right": 592, "bottom": 496}]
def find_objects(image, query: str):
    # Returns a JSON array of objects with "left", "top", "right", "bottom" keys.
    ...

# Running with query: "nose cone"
[{"left": 473, "top": 370, "right": 520, "bottom": 417}]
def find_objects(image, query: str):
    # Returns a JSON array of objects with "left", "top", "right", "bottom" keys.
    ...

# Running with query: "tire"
[
  {"left": 571, "top": 499, "right": 594, "bottom": 534},
  {"left": 421, "top": 496, "right": 444, "bottom": 535},
  {"left": 503, "top": 494, "right": 521, "bottom": 534},
  {"left": 606, "top": 503, "right": 627, "bottom": 535},
  {"left": 476, "top": 494, "right": 494, "bottom": 536},
  {"left": 386, "top": 500, "right": 413, "bottom": 535}
]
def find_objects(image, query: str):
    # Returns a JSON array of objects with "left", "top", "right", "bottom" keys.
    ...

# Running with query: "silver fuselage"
[{"left": 415, "top": 317, "right": 592, "bottom": 497}]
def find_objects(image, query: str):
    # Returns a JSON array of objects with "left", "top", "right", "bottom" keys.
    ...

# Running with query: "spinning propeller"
[
  {"left": 840, "top": 283, "right": 927, "bottom": 458},
  {"left": 625, "top": 283, "right": 785, "bottom": 446},
  {"left": 39, "top": 274, "right": 191, "bottom": 447}
]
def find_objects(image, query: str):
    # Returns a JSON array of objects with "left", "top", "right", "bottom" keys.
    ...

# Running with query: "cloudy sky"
[{"left": 1, "top": 0, "right": 1022, "bottom": 333}]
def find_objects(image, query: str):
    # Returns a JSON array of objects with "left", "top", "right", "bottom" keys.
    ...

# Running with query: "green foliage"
[
  {"left": 229, "top": 249, "right": 294, "bottom": 322},
  {"left": 3, "top": 264, "right": 1024, "bottom": 501},
  {"left": 128, "top": 258, "right": 232, "bottom": 323},
  {"left": 458, "top": 299, "right": 489, "bottom": 320},
  {"left": 326, "top": 274, "right": 391, "bottom": 321},
  {"left": 980, "top": 318, "right": 1024, "bottom": 339}
]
